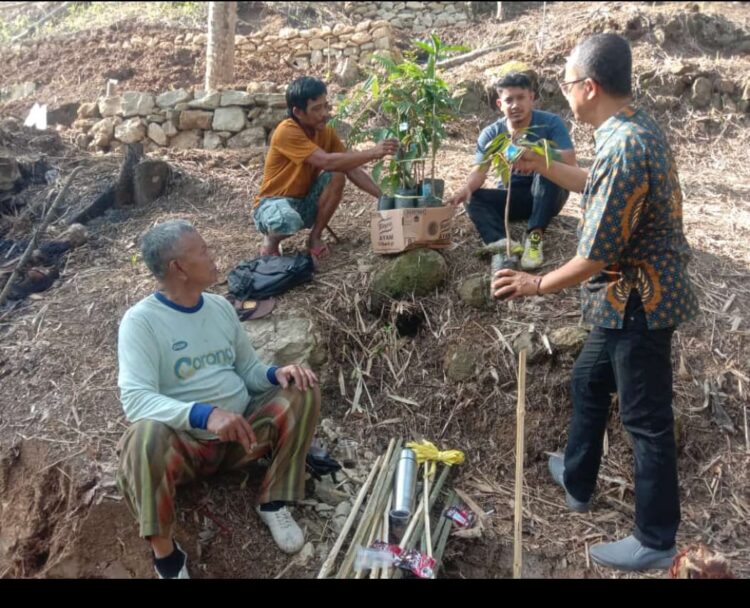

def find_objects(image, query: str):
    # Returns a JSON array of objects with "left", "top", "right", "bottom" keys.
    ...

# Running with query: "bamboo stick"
[
  {"left": 513, "top": 348, "right": 528, "bottom": 579},
  {"left": 432, "top": 490, "right": 459, "bottom": 576},
  {"left": 336, "top": 438, "right": 400, "bottom": 578},
  {"left": 379, "top": 495, "right": 392, "bottom": 579},
  {"left": 423, "top": 463, "right": 433, "bottom": 558},
  {"left": 317, "top": 453, "right": 382, "bottom": 579}
]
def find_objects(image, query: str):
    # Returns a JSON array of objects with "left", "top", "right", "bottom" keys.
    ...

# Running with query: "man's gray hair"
[{"left": 140, "top": 219, "right": 197, "bottom": 280}]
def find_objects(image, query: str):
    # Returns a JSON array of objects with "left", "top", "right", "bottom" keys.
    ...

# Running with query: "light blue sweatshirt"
[{"left": 117, "top": 292, "right": 278, "bottom": 441}]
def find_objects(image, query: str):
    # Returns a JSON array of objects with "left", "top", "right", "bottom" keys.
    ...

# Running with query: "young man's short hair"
[
  {"left": 494, "top": 72, "right": 533, "bottom": 94},
  {"left": 286, "top": 76, "right": 327, "bottom": 118}
]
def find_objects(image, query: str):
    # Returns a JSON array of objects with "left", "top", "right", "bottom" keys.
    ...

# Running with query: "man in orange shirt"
[{"left": 254, "top": 76, "right": 398, "bottom": 261}]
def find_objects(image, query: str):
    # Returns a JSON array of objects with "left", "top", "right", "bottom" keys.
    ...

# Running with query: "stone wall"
[
  {"left": 343, "top": 1, "right": 472, "bottom": 32},
  {"left": 71, "top": 84, "right": 289, "bottom": 153},
  {"left": 237, "top": 20, "right": 398, "bottom": 71}
]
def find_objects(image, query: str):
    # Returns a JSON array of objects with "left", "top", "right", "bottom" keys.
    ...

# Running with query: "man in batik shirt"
[{"left": 492, "top": 33, "right": 698, "bottom": 571}]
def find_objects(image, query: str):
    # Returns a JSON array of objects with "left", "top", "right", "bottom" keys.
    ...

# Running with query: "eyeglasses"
[{"left": 558, "top": 77, "right": 588, "bottom": 94}]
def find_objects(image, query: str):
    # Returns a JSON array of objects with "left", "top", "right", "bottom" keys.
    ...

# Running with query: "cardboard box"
[{"left": 370, "top": 206, "right": 453, "bottom": 254}]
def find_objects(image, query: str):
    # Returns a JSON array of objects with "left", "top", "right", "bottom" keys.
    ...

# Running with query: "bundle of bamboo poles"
[{"left": 316, "top": 438, "right": 456, "bottom": 579}]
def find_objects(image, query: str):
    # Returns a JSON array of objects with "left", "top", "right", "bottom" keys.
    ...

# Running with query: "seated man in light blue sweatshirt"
[{"left": 116, "top": 219, "right": 321, "bottom": 579}]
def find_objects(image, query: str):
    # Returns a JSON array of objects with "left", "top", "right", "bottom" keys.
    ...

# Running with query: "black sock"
[
  {"left": 154, "top": 543, "right": 187, "bottom": 578},
  {"left": 259, "top": 500, "right": 285, "bottom": 512}
]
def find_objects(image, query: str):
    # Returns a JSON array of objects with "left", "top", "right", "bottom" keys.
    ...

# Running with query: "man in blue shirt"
[{"left": 447, "top": 72, "right": 577, "bottom": 269}]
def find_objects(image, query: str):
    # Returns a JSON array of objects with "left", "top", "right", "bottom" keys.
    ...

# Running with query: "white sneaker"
[
  {"left": 256, "top": 506, "right": 305, "bottom": 554},
  {"left": 154, "top": 541, "right": 190, "bottom": 579}
]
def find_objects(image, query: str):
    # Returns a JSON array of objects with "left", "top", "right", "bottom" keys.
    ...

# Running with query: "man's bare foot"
[{"left": 307, "top": 237, "right": 331, "bottom": 262}]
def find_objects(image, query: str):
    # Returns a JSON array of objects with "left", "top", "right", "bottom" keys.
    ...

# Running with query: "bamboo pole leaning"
[
  {"left": 513, "top": 348, "right": 528, "bottom": 579},
  {"left": 317, "top": 453, "right": 383, "bottom": 579}
]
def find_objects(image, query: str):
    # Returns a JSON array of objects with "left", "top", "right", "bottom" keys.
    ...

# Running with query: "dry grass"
[{"left": 0, "top": 0, "right": 749, "bottom": 579}]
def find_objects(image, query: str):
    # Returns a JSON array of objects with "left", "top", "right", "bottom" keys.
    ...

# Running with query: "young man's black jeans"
[
  {"left": 564, "top": 291, "right": 680, "bottom": 550},
  {"left": 466, "top": 173, "right": 568, "bottom": 243}
]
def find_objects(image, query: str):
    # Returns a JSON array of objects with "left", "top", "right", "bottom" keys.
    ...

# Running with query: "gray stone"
[
  {"left": 458, "top": 273, "right": 490, "bottom": 309},
  {"left": 212, "top": 107, "right": 246, "bottom": 132},
  {"left": 314, "top": 479, "right": 349, "bottom": 506},
  {"left": 549, "top": 326, "right": 589, "bottom": 353},
  {"left": 297, "top": 542, "right": 315, "bottom": 565},
  {"left": 691, "top": 76, "right": 713, "bottom": 108},
  {"left": 374, "top": 36, "right": 391, "bottom": 50},
  {"left": 371, "top": 248, "right": 447, "bottom": 300},
  {"left": 314, "top": 503, "right": 335, "bottom": 514},
  {"left": 77, "top": 102, "right": 100, "bottom": 120},
  {"left": 122, "top": 91, "right": 155, "bottom": 117},
  {"left": 98, "top": 95, "right": 122, "bottom": 117},
  {"left": 220, "top": 90, "right": 255, "bottom": 107},
  {"left": 443, "top": 346, "right": 479, "bottom": 383},
  {"left": 179, "top": 109, "right": 213, "bottom": 130},
  {"left": 335, "top": 501, "right": 352, "bottom": 518},
  {"left": 309, "top": 38, "right": 327, "bottom": 50},
  {"left": 203, "top": 131, "right": 223, "bottom": 150},
  {"left": 188, "top": 91, "right": 221, "bottom": 110},
  {"left": 718, "top": 79, "right": 735, "bottom": 95},
  {"left": 244, "top": 308, "right": 319, "bottom": 365},
  {"left": 72, "top": 118, "right": 97, "bottom": 131},
  {"left": 335, "top": 58, "right": 361, "bottom": 87},
  {"left": 351, "top": 31, "right": 372, "bottom": 45},
  {"left": 162, "top": 120, "right": 178, "bottom": 137},
  {"left": 310, "top": 49, "right": 324, "bottom": 65},
  {"left": 156, "top": 88, "right": 193, "bottom": 108},
  {"left": 174, "top": 102, "right": 190, "bottom": 112},
  {"left": 147, "top": 122, "right": 168, "bottom": 146},
  {"left": 226, "top": 126, "right": 267, "bottom": 148},
  {"left": 146, "top": 114, "right": 165, "bottom": 123},
  {"left": 114, "top": 117, "right": 146, "bottom": 144},
  {"left": 170, "top": 129, "right": 202, "bottom": 149},
  {"left": 253, "top": 93, "right": 288, "bottom": 108},
  {"left": 255, "top": 108, "right": 287, "bottom": 129}
]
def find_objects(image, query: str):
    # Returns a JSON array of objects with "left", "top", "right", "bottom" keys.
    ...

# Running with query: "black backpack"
[{"left": 227, "top": 254, "right": 315, "bottom": 300}]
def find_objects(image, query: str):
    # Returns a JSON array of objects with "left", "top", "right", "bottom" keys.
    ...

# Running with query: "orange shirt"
[{"left": 255, "top": 118, "right": 346, "bottom": 206}]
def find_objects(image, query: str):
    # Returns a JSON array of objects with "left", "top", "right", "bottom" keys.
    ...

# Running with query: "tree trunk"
[{"left": 205, "top": 1, "right": 237, "bottom": 92}]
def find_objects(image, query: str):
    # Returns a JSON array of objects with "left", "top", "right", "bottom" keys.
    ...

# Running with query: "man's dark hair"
[
  {"left": 572, "top": 33, "right": 632, "bottom": 97},
  {"left": 494, "top": 72, "right": 533, "bottom": 93},
  {"left": 286, "top": 76, "right": 327, "bottom": 118}
]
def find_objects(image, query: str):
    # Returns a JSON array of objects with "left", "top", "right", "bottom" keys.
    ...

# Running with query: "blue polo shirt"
[{"left": 475, "top": 110, "right": 574, "bottom": 188}]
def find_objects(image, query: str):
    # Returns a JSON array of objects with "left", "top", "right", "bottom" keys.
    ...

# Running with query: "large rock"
[
  {"left": 77, "top": 102, "right": 101, "bottom": 120},
  {"left": 220, "top": 90, "right": 255, "bottom": 107},
  {"left": 169, "top": 130, "right": 202, "bottom": 149},
  {"left": 147, "top": 122, "right": 168, "bottom": 146},
  {"left": 443, "top": 346, "right": 479, "bottom": 383},
  {"left": 691, "top": 77, "right": 712, "bottom": 108},
  {"left": 98, "top": 95, "right": 122, "bottom": 117},
  {"left": 253, "top": 93, "right": 287, "bottom": 108},
  {"left": 549, "top": 326, "right": 589, "bottom": 354},
  {"left": 458, "top": 273, "right": 490, "bottom": 309},
  {"left": 179, "top": 110, "right": 213, "bottom": 130},
  {"left": 57, "top": 224, "right": 88, "bottom": 248},
  {"left": 203, "top": 131, "right": 223, "bottom": 150},
  {"left": 227, "top": 127, "right": 267, "bottom": 148},
  {"left": 335, "top": 58, "right": 361, "bottom": 87},
  {"left": 162, "top": 120, "right": 178, "bottom": 137},
  {"left": 156, "top": 88, "right": 193, "bottom": 108},
  {"left": 0, "top": 156, "right": 20, "bottom": 191},
  {"left": 314, "top": 479, "right": 349, "bottom": 506},
  {"left": 244, "top": 309, "right": 319, "bottom": 365},
  {"left": 114, "top": 117, "right": 146, "bottom": 144},
  {"left": 122, "top": 92, "right": 155, "bottom": 117},
  {"left": 90, "top": 116, "right": 121, "bottom": 147},
  {"left": 371, "top": 248, "right": 447, "bottom": 300},
  {"left": 188, "top": 91, "right": 221, "bottom": 110},
  {"left": 212, "top": 107, "right": 246, "bottom": 132}
]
